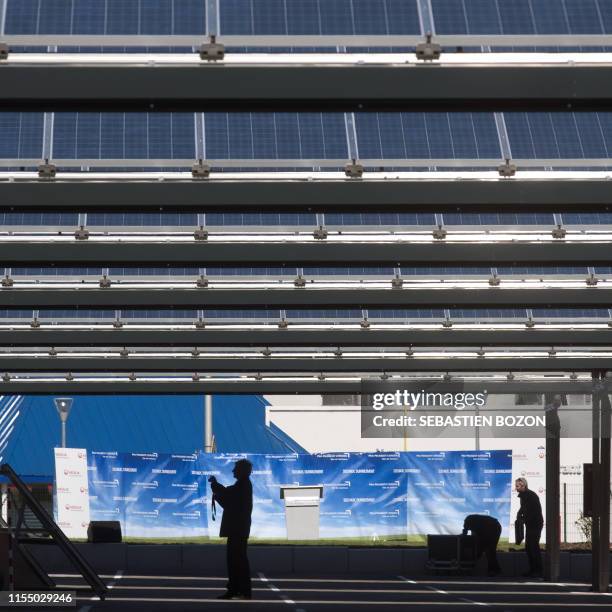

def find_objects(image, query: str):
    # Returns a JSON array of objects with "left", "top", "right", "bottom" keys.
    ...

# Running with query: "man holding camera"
[{"left": 208, "top": 458, "right": 253, "bottom": 600}]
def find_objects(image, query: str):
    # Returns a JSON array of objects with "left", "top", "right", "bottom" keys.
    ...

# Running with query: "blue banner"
[
  {"left": 86, "top": 450, "right": 512, "bottom": 540},
  {"left": 88, "top": 451, "right": 208, "bottom": 538},
  {"left": 404, "top": 450, "right": 513, "bottom": 538}
]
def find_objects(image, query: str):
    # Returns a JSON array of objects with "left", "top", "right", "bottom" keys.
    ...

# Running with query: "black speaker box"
[
  {"left": 426, "top": 534, "right": 476, "bottom": 571},
  {"left": 87, "top": 521, "right": 122, "bottom": 543}
]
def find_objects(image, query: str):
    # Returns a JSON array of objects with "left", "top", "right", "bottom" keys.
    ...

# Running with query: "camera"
[{"left": 208, "top": 475, "right": 217, "bottom": 483}]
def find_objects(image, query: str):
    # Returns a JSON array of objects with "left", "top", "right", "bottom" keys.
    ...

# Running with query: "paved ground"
[{"left": 46, "top": 572, "right": 612, "bottom": 612}]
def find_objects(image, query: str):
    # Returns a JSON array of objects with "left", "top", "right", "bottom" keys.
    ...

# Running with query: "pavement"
[{"left": 45, "top": 572, "right": 612, "bottom": 612}]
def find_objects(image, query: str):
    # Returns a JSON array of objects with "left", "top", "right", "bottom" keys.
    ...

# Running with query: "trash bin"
[{"left": 279, "top": 485, "right": 323, "bottom": 540}]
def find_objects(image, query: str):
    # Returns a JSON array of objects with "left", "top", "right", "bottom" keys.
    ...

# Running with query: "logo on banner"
[
  {"left": 461, "top": 452, "right": 491, "bottom": 458},
  {"left": 415, "top": 480, "right": 445, "bottom": 488},
  {"left": 367, "top": 452, "right": 400, "bottom": 460},
  {"left": 93, "top": 479, "right": 119, "bottom": 488},
  {"left": 63, "top": 469, "right": 82, "bottom": 477},
  {"left": 462, "top": 481, "right": 491, "bottom": 489},
  {"left": 316, "top": 453, "right": 350, "bottom": 461},
  {"left": 64, "top": 504, "right": 84, "bottom": 512},
  {"left": 342, "top": 468, "right": 375, "bottom": 474},
  {"left": 369, "top": 509, "right": 400, "bottom": 517},
  {"left": 291, "top": 469, "right": 323, "bottom": 475},
  {"left": 172, "top": 454, "right": 197, "bottom": 462},
  {"left": 326, "top": 481, "right": 351, "bottom": 490},
  {"left": 133, "top": 480, "right": 159, "bottom": 489},
  {"left": 368, "top": 481, "right": 400, "bottom": 489},
  {"left": 171, "top": 483, "right": 199, "bottom": 491}
]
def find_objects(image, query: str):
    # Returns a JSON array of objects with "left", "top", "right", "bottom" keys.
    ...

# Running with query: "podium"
[{"left": 279, "top": 485, "right": 323, "bottom": 540}]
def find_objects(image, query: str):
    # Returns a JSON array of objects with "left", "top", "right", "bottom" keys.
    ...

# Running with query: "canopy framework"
[
  {"left": 2, "top": 52, "right": 612, "bottom": 112},
  {"left": 2, "top": 175, "right": 612, "bottom": 213},
  {"left": 3, "top": 242, "right": 612, "bottom": 267},
  {"left": 2, "top": 14, "right": 612, "bottom": 595},
  {"left": 2, "top": 329, "right": 612, "bottom": 347}
]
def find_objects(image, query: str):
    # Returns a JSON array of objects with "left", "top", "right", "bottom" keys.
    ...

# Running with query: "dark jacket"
[
  {"left": 211, "top": 477, "right": 253, "bottom": 538},
  {"left": 463, "top": 514, "right": 501, "bottom": 540},
  {"left": 517, "top": 488, "right": 543, "bottom": 528}
]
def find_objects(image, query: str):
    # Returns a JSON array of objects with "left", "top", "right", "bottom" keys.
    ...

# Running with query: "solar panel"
[
  {"left": 0, "top": 113, "right": 44, "bottom": 158},
  {"left": 505, "top": 112, "right": 612, "bottom": 158},
  {"left": 4, "top": 0, "right": 206, "bottom": 35},
  {"left": 219, "top": 0, "right": 420, "bottom": 35},
  {"left": 87, "top": 212, "right": 198, "bottom": 226},
  {"left": 355, "top": 112, "right": 501, "bottom": 158},
  {"left": 53, "top": 112, "right": 196, "bottom": 159},
  {"left": 0, "top": 212, "right": 79, "bottom": 225},
  {"left": 432, "top": 0, "right": 610, "bottom": 35},
  {"left": 204, "top": 112, "right": 347, "bottom": 159}
]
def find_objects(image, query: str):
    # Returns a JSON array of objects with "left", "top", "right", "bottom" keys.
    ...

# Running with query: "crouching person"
[{"left": 462, "top": 514, "right": 502, "bottom": 577}]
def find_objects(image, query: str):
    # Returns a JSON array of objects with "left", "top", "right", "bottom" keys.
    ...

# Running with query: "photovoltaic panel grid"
[
  {"left": 2, "top": 1, "right": 612, "bottom": 327},
  {"left": 5, "top": 1, "right": 612, "bottom": 36}
]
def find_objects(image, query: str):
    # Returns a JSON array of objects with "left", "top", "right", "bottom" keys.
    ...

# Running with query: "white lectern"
[{"left": 279, "top": 485, "right": 324, "bottom": 540}]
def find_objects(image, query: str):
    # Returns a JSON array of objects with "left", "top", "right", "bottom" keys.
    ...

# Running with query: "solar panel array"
[
  {"left": 5, "top": 1, "right": 612, "bottom": 36},
  {"left": 1, "top": 1, "right": 611, "bottom": 325}
]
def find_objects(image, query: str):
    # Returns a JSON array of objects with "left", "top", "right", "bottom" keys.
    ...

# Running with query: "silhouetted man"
[
  {"left": 462, "top": 514, "right": 502, "bottom": 576},
  {"left": 515, "top": 477, "right": 543, "bottom": 578},
  {"left": 209, "top": 459, "right": 253, "bottom": 599}
]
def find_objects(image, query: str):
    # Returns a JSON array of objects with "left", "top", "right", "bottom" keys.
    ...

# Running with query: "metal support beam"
[
  {"left": 592, "top": 377, "right": 602, "bottom": 591},
  {"left": 599, "top": 387, "right": 611, "bottom": 593},
  {"left": 3, "top": 242, "right": 612, "bottom": 267},
  {"left": 4, "top": 157, "right": 612, "bottom": 169},
  {"left": 0, "top": 357, "right": 607, "bottom": 372},
  {"left": 0, "top": 379, "right": 595, "bottom": 393},
  {"left": 0, "top": 380, "right": 365, "bottom": 394},
  {"left": 5, "top": 34, "right": 612, "bottom": 47},
  {"left": 1, "top": 179, "right": 612, "bottom": 214},
  {"left": 544, "top": 394, "right": 561, "bottom": 582},
  {"left": 1, "top": 288, "right": 612, "bottom": 309},
  {"left": 2, "top": 329, "right": 612, "bottom": 348},
  {"left": 591, "top": 373, "right": 611, "bottom": 593},
  {"left": 2, "top": 62, "right": 612, "bottom": 112}
]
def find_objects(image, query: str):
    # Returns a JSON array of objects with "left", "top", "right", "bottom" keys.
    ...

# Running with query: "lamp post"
[
  {"left": 53, "top": 397, "right": 73, "bottom": 448},
  {"left": 204, "top": 395, "right": 213, "bottom": 453}
]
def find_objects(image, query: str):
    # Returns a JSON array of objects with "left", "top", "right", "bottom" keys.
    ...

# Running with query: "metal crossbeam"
[
  {"left": 0, "top": 379, "right": 595, "bottom": 395},
  {"left": 4, "top": 157, "right": 612, "bottom": 169},
  {"left": 3, "top": 242, "right": 612, "bottom": 266},
  {"left": 0, "top": 357, "right": 605, "bottom": 372},
  {"left": 2, "top": 60, "right": 612, "bottom": 112},
  {"left": 2, "top": 329, "right": 612, "bottom": 347},
  {"left": 5, "top": 34, "right": 612, "bottom": 46},
  {"left": 1, "top": 288, "right": 611, "bottom": 309},
  {"left": 2, "top": 178, "right": 612, "bottom": 213}
]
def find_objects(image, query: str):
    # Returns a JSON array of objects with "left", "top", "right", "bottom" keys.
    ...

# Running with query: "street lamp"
[{"left": 53, "top": 397, "right": 73, "bottom": 448}]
